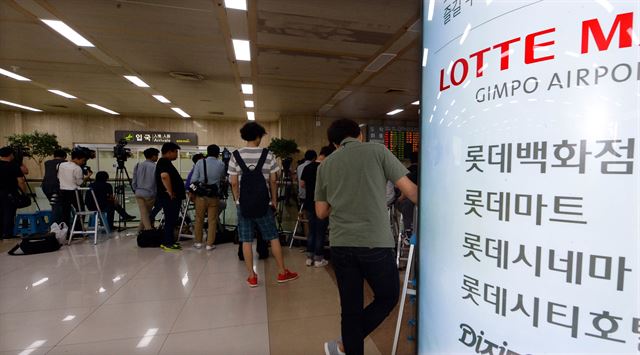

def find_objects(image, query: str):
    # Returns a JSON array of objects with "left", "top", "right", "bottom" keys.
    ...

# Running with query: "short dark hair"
[
  {"left": 192, "top": 153, "right": 205, "bottom": 164},
  {"left": 143, "top": 148, "right": 159, "bottom": 159},
  {"left": 53, "top": 149, "right": 67, "bottom": 159},
  {"left": 161, "top": 142, "right": 181, "bottom": 154},
  {"left": 0, "top": 146, "right": 15, "bottom": 158},
  {"left": 327, "top": 119, "right": 361, "bottom": 145},
  {"left": 240, "top": 122, "right": 267, "bottom": 141},
  {"left": 71, "top": 150, "right": 87, "bottom": 160},
  {"left": 95, "top": 171, "right": 109, "bottom": 182},
  {"left": 319, "top": 145, "right": 336, "bottom": 157},
  {"left": 207, "top": 144, "right": 220, "bottom": 158},
  {"left": 304, "top": 150, "right": 317, "bottom": 161}
]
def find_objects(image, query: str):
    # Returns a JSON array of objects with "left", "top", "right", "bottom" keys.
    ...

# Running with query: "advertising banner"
[{"left": 419, "top": 1, "right": 639, "bottom": 353}]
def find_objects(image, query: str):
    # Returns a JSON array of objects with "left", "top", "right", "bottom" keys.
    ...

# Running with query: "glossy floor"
[{"left": 0, "top": 233, "right": 413, "bottom": 355}]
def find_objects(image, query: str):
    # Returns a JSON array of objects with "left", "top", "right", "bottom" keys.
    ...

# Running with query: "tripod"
[
  {"left": 114, "top": 160, "right": 134, "bottom": 231},
  {"left": 275, "top": 169, "right": 293, "bottom": 234},
  {"left": 24, "top": 177, "right": 41, "bottom": 211}
]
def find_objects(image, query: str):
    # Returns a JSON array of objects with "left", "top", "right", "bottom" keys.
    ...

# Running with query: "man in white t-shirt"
[
  {"left": 228, "top": 122, "right": 299, "bottom": 288},
  {"left": 57, "top": 149, "right": 90, "bottom": 230}
]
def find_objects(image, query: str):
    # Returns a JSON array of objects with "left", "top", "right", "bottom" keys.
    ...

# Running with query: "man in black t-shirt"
[
  {"left": 41, "top": 149, "right": 67, "bottom": 224},
  {"left": 0, "top": 147, "right": 27, "bottom": 239},
  {"left": 155, "top": 142, "right": 185, "bottom": 252},
  {"left": 300, "top": 145, "right": 335, "bottom": 267}
]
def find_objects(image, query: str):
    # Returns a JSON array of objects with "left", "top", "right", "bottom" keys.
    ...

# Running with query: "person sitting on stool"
[{"left": 85, "top": 171, "right": 135, "bottom": 230}]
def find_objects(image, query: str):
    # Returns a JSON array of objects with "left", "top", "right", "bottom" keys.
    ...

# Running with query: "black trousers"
[
  {"left": 0, "top": 191, "right": 17, "bottom": 237},
  {"left": 60, "top": 190, "right": 84, "bottom": 234},
  {"left": 159, "top": 195, "right": 181, "bottom": 246},
  {"left": 331, "top": 247, "right": 400, "bottom": 355}
]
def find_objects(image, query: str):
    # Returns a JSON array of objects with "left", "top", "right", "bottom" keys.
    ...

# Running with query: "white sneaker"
[
  {"left": 314, "top": 260, "right": 329, "bottom": 267},
  {"left": 305, "top": 258, "right": 313, "bottom": 267},
  {"left": 205, "top": 245, "right": 216, "bottom": 251},
  {"left": 193, "top": 243, "right": 202, "bottom": 249}
]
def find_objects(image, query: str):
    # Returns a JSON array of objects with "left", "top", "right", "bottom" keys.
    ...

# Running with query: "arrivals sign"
[
  {"left": 419, "top": 1, "right": 638, "bottom": 353},
  {"left": 114, "top": 131, "right": 198, "bottom": 146}
]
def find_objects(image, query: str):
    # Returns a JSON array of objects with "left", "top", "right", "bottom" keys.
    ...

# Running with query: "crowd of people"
[{"left": 0, "top": 118, "right": 418, "bottom": 355}]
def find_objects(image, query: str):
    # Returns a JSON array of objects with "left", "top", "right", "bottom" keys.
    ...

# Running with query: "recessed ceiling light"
[
  {"left": 244, "top": 100, "right": 254, "bottom": 108},
  {"left": 241, "top": 84, "right": 253, "bottom": 94},
  {"left": 247, "top": 111, "right": 255, "bottom": 121},
  {"left": 152, "top": 95, "right": 170, "bottom": 103},
  {"left": 124, "top": 75, "right": 150, "bottom": 88},
  {"left": 232, "top": 39, "right": 251, "bottom": 61},
  {"left": 41, "top": 19, "right": 94, "bottom": 47},
  {"left": 0, "top": 68, "right": 30, "bottom": 81},
  {"left": 386, "top": 109, "right": 404, "bottom": 116},
  {"left": 171, "top": 107, "right": 190, "bottom": 118},
  {"left": 48, "top": 90, "right": 76, "bottom": 99},
  {"left": 225, "top": 0, "right": 247, "bottom": 10},
  {"left": 0, "top": 100, "right": 42, "bottom": 112},
  {"left": 87, "top": 103, "right": 119, "bottom": 115},
  {"left": 411, "top": 101, "right": 420, "bottom": 106}
]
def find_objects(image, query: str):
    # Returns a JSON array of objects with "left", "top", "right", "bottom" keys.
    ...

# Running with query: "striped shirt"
[{"left": 227, "top": 147, "right": 280, "bottom": 182}]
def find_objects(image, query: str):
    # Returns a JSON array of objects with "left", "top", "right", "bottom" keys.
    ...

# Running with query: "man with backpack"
[
  {"left": 41, "top": 149, "right": 67, "bottom": 224},
  {"left": 228, "top": 122, "right": 298, "bottom": 287}
]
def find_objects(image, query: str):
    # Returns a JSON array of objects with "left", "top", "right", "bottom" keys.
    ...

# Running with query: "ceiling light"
[
  {"left": 412, "top": 101, "right": 420, "bottom": 106},
  {"left": 48, "top": 90, "right": 76, "bottom": 99},
  {"left": 247, "top": 111, "right": 255, "bottom": 121},
  {"left": 0, "top": 68, "right": 31, "bottom": 81},
  {"left": 225, "top": 0, "right": 247, "bottom": 10},
  {"left": 232, "top": 39, "right": 251, "bottom": 61},
  {"left": 0, "top": 100, "right": 42, "bottom": 112},
  {"left": 152, "top": 95, "right": 170, "bottom": 103},
  {"left": 241, "top": 84, "right": 253, "bottom": 94},
  {"left": 244, "top": 100, "right": 254, "bottom": 108},
  {"left": 41, "top": 20, "right": 94, "bottom": 47},
  {"left": 124, "top": 75, "right": 150, "bottom": 88},
  {"left": 87, "top": 103, "right": 119, "bottom": 115},
  {"left": 386, "top": 109, "right": 404, "bottom": 116},
  {"left": 171, "top": 107, "right": 190, "bottom": 118}
]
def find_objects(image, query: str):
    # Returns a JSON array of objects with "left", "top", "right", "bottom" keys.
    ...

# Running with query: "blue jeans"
[
  {"left": 306, "top": 205, "right": 328, "bottom": 260},
  {"left": 159, "top": 195, "right": 181, "bottom": 246},
  {"left": 331, "top": 247, "right": 399, "bottom": 355}
]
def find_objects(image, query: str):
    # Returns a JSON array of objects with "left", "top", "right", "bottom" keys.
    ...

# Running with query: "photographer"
[
  {"left": 0, "top": 147, "right": 27, "bottom": 239},
  {"left": 190, "top": 145, "right": 225, "bottom": 250},
  {"left": 57, "top": 149, "right": 91, "bottom": 231},
  {"left": 155, "top": 142, "right": 185, "bottom": 252},
  {"left": 42, "top": 149, "right": 67, "bottom": 223}
]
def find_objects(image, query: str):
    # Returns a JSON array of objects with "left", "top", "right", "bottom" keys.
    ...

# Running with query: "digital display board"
[{"left": 419, "top": 1, "right": 639, "bottom": 353}]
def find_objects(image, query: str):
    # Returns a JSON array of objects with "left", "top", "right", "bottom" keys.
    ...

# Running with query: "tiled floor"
[{"left": 0, "top": 231, "right": 415, "bottom": 355}]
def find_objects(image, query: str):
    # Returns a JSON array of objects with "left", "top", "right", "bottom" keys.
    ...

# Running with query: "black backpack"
[
  {"left": 233, "top": 149, "right": 270, "bottom": 218},
  {"left": 8, "top": 233, "right": 61, "bottom": 255}
]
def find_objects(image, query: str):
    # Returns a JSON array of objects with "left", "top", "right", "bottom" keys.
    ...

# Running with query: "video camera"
[{"left": 113, "top": 138, "right": 132, "bottom": 167}]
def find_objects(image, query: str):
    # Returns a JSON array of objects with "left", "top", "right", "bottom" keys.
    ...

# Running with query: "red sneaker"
[
  {"left": 277, "top": 269, "right": 299, "bottom": 283},
  {"left": 247, "top": 275, "right": 258, "bottom": 288}
]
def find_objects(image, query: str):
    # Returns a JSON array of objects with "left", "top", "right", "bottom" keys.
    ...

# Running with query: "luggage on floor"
[
  {"left": 8, "top": 233, "right": 61, "bottom": 255},
  {"left": 137, "top": 229, "right": 163, "bottom": 248}
]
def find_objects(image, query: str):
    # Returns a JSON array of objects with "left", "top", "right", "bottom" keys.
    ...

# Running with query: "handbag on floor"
[
  {"left": 8, "top": 233, "right": 61, "bottom": 255},
  {"left": 137, "top": 228, "right": 163, "bottom": 248}
]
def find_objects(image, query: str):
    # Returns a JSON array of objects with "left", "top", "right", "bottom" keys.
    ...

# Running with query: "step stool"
[
  {"left": 14, "top": 212, "right": 45, "bottom": 236},
  {"left": 36, "top": 210, "right": 53, "bottom": 233}
]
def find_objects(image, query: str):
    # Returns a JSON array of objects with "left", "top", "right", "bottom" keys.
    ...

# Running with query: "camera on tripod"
[{"left": 113, "top": 139, "right": 132, "bottom": 167}]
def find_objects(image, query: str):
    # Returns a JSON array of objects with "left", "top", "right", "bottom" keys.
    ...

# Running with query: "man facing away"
[
  {"left": 191, "top": 144, "right": 226, "bottom": 251},
  {"left": 316, "top": 119, "right": 418, "bottom": 355},
  {"left": 296, "top": 149, "right": 317, "bottom": 206},
  {"left": 132, "top": 147, "right": 159, "bottom": 231},
  {"left": 155, "top": 142, "right": 185, "bottom": 252},
  {"left": 228, "top": 122, "right": 298, "bottom": 287},
  {"left": 41, "top": 149, "right": 67, "bottom": 224}
]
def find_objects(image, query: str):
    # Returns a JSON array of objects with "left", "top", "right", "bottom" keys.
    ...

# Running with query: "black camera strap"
[{"left": 203, "top": 159, "right": 208, "bottom": 185}]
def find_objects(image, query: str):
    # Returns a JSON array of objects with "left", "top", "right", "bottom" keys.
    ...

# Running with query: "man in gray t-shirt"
[
  {"left": 132, "top": 148, "right": 158, "bottom": 230},
  {"left": 316, "top": 119, "right": 417, "bottom": 355}
]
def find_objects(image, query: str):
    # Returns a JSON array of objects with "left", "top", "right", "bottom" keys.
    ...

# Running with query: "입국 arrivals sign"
[{"left": 419, "top": 1, "right": 639, "bottom": 353}]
